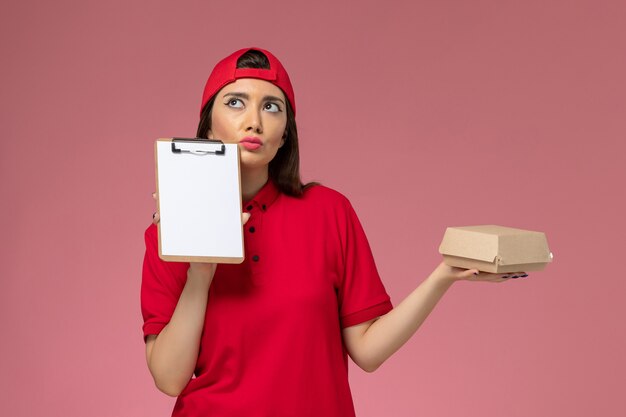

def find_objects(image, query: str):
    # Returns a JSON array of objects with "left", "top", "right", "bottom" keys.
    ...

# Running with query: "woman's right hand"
[
  {"left": 187, "top": 261, "right": 218, "bottom": 281},
  {"left": 152, "top": 192, "right": 160, "bottom": 224},
  {"left": 145, "top": 208, "right": 251, "bottom": 396},
  {"left": 152, "top": 192, "right": 161, "bottom": 224},
  {"left": 152, "top": 191, "right": 252, "bottom": 280}
]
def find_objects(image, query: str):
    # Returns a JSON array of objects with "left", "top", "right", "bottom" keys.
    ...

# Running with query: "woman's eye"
[
  {"left": 264, "top": 102, "right": 281, "bottom": 113},
  {"left": 226, "top": 99, "right": 243, "bottom": 108}
]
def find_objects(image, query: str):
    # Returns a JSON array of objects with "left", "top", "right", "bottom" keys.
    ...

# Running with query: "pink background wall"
[{"left": 1, "top": 1, "right": 625, "bottom": 416}]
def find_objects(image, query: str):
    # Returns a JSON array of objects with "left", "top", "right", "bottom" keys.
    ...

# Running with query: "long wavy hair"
[{"left": 196, "top": 50, "right": 316, "bottom": 197}]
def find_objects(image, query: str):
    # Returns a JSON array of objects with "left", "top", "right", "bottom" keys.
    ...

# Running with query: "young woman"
[{"left": 141, "top": 47, "right": 524, "bottom": 417}]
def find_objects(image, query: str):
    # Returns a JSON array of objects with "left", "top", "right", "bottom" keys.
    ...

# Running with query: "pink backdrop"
[{"left": 1, "top": 1, "right": 625, "bottom": 416}]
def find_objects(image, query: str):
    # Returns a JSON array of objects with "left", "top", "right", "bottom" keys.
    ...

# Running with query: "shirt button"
[
  {"left": 246, "top": 205, "right": 253, "bottom": 211},
  {"left": 252, "top": 255, "right": 260, "bottom": 262},
  {"left": 249, "top": 226, "right": 255, "bottom": 233}
]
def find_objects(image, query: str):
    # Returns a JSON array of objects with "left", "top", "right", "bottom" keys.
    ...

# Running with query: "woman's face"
[{"left": 208, "top": 78, "right": 288, "bottom": 173}]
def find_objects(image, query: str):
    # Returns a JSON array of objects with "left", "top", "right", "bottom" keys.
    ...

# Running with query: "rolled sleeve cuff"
[
  {"left": 142, "top": 322, "right": 167, "bottom": 342},
  {"left": 340, "top": 299, "right": 393, "bottom": 328}
]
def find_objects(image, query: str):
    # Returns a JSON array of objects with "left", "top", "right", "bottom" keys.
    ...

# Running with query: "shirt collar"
[{"left": 243, "top": 179, "right": 280, "bottom": 212}]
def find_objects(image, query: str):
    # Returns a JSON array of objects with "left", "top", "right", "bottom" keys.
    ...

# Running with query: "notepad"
[{"left": 155, "top": 138, "right": 244, "bottom": 263}]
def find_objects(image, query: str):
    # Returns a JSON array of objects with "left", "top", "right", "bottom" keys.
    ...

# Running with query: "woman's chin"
[
  {"left": 239, "top": 158, "right": 270, "bottom": 174},
  {"left": 239, "top": 152, "right": 278, "bottom": 172}
]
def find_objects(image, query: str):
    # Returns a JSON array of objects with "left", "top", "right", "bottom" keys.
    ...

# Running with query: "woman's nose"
[{"left": 245, "top": 109, "right": 263, "bottom": 133}]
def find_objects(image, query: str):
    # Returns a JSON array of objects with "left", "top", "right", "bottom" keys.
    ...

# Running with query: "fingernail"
[
  {"left": 473, "top": 272, "right": 479, "bottom": 275},
  {"left": 511, "top": 275, "right": 519, "bottom": 279},
  {"left": 502, "top": 275, "right": 510, "bottom": 279},
  {"left": 520, "top": 274, "right": 528, "bottom": 278}
]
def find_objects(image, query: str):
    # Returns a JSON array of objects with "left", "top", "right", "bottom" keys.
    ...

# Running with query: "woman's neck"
[{"left": 240, "top": 167, "right": 269, "bottom": 202}]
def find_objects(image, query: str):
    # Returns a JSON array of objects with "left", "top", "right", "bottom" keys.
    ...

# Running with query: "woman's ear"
[{"left": 279, "top": 131, "right": 287, "bottom": 147}]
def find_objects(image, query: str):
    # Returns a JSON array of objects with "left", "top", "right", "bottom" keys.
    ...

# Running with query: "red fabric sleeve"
[
  {"left": 140, "top": 224, "right": 189, "bottom": 342},
  {"left": 336, "top": 199, "right": 393, "bottom": 328}
]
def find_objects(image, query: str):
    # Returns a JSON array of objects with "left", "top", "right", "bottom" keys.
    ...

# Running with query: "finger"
[
  {"left": 153, "top": 212, "right": 160, "bottom": 224},
  {"left": 470, "top": 270, "right": 502, "bottom": 282},
  {"left": 242, "top": 212, "right": 251, "bottom": 225},
  {"left": 461, "top": 268, "right": 480, "bottom": 280},
  {"left": 500, "top": 272, "right": 528, "bottom": 280},
  {"left": 482, "top": 275, "right": 509, "bottom": 283},
  {"left": 152, "top": 192, "right": 157, "bottom": 201}
]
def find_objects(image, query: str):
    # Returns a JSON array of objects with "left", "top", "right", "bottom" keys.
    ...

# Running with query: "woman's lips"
[
  {"left": 240, "top": 137, "right": 262, "bottom": 151},
  {"left": 241, "top": 142, "right": 261, "bottom": 150}
]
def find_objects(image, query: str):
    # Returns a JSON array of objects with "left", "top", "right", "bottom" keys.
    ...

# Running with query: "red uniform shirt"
[{"left": 141, "top": 181, "right": 393, "bottom": 417}]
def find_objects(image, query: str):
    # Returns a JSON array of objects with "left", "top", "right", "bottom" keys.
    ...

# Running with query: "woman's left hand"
[{"left": 431, "top": 261, "right": 527, "bottom": 285}]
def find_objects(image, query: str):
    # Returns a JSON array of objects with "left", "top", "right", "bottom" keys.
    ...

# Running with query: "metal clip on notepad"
[{"left": 171, "top": 137, "right": 226, "bottom": 155}]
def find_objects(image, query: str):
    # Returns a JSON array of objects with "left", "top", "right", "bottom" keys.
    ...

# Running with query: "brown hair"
[{"left": 196, "top": 50, "right": 316, "bottom": 197}]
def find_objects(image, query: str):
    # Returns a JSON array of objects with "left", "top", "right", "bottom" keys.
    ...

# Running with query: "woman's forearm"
[
  {"left": 358, "top": 262, "right": 508, "bottom": 371},
  {"left": 361, "top": 269, "right": 456, "bottom": 371},
  {"left": 147, "top": 268, "right": 213, "bottom": 396}
]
